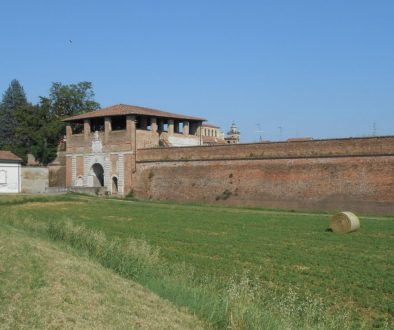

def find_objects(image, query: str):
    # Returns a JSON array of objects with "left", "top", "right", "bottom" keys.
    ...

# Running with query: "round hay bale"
[{"left": 330, "top": 212, "right": 360, "bottom": 233}]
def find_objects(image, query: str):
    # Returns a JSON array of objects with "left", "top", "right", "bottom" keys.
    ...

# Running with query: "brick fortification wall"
[{"left": 132, "top": 136, "right": 394, "bottom": 215}]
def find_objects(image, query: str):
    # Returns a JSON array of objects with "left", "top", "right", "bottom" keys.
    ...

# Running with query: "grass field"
[
  {"left": 0, "top": 218, "right": 203, "bottom": 329},
  {"left": 0, "top": 194, "right": 393, "bottom": 329}
]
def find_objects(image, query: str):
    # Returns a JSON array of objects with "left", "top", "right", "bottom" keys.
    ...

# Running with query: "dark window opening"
[
  {"left": 136, "top": 116, "right": 149, "bottom": 130},
  {"left": 91, "top": 118, "right": 105, "bottom": 132},
  {"left": 71, "top": 122, "right": 84, "bottom": 134},
  {"left": 189, "top": 123, "right": 197, "bottom": 135},
  {"left": 174, "top": 121, "right": 183, "bottom": 134},
  {"left": 111, "top": 116, "right": 126, "bottom": 131},
  {"left": 112, "top": 177, "right": 118, "bottom": 193},
  {"left": 157, "top": 119, "right": 164, "bottom": 132}
]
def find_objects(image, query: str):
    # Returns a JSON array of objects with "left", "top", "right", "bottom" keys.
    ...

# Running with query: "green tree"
[
  {"left": 13, "top": 103, "right": 46, "bottom": 163},
  {"left": 43, "top": 81, "right": 100, "bottom": 118},
  {"left": 14, "top": 101, "right": 62, "bottom": 165},
  {"left": 13, "top": 81, "right": 100, "bottom": 164},
  {"left": 0, "top": 79, "right": 28, "bottom": 148}
]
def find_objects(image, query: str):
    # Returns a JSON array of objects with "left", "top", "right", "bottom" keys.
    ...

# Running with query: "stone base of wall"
[
  {"left": 21, "top": 167, "right": 49, "bottom": 194},
  {"left": 68, "top": 186, "right": 109, "bottom": 196}
]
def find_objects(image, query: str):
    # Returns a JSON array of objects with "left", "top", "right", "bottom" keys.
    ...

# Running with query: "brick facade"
[
  {"left": 63, "top": 107, "right": 204, "bottom": 195},
  {"left": 61, "top": 104, "right": 394, "bottom": 215},
  {"left": 132, "top": 136, "right": 394, "bottom": 215}
]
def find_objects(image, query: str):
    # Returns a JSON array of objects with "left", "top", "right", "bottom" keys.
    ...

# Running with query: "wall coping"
[{"left": 137, "top": 135, "right": 394, "bottom": 151}]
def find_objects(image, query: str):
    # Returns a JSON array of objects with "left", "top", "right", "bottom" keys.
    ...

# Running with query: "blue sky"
[{"left": 1, "top": 0, "right": 393, "bottom": 142}]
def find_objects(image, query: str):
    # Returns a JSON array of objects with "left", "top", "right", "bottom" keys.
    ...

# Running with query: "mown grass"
[
  {"left": 4, "top": 216, "right": 353, "bottom": 329},
  {"left": 0, "top": 194, "right": 393, "bottom": 328},
  {"left": 0, "top": 221, "right": 203, "bottom": 329}
]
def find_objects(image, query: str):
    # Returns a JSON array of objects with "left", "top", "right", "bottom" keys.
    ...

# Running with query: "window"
[
  {"left": 136, "top": 116, "right": 141, "bottom": 129},
  {"left": 91, "top": 118, "right": 105, "bottom": 132},
  {"left": 111, "top": 116, "right": 126, "bottom": 131},
  {"left": 0, "top": 170, "right": 6, "bottom": 185},
  {"left": 71, "top": 122, "right": 84, "bottom": 134}
]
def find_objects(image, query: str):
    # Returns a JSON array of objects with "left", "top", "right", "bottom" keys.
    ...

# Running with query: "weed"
[
  {"left": 216, "top": 189, "right": 232, "bottom": 201},
  {"left": 125, "top": 189, "right": 135, "bottom": 199}
]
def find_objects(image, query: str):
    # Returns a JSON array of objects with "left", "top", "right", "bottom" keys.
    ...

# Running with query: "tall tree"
[
  {"left": 0, "top": 79, "right": 28, "bottom": 148},
  {"left": 13, "top": 81, "right": 100, "bottom": 164},
  {"left": 13, "top": 103, "right": 46, "bottom": 163},
  {"left": 14, "top": 101, "right": 63, "bottom": 165},
  {"left": 43, "top": 81, "right": 100, "bottom": 118}
]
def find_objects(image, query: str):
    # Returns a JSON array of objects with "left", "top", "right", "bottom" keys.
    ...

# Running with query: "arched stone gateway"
[{"left": 89, "top": 163, "right": 104, "bottom": 187}]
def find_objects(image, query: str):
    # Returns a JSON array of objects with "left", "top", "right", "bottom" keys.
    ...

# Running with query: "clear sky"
[{"left": 1, "top": 0, "right": 393, "bottom": 142}]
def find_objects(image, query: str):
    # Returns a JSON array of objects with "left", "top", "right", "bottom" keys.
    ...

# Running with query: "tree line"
[{"left": 0, "top": 80, "right": 100, "bottom": 165}]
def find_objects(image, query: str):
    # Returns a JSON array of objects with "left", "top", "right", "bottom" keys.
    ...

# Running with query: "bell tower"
[{"left": 225, "top": 121, "right": 240, "bottom": 144}]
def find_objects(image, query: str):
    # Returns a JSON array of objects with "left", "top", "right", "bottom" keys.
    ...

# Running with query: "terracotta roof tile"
[
  {"left": 0, "top": 150, "right": 22, "bottom": 162},
  {"left": 63, "top": 104, "right": 206, "bottom": 122}
]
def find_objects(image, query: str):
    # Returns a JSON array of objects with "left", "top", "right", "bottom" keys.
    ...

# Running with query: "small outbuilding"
[{"left": 0, "top": 151, "right": 22, "bottom": 193}]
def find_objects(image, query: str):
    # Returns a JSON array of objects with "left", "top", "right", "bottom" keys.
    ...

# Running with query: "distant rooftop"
[
  {"left": 202, "top": 123, "right": 220, "bottom": 128},
  {"left": 63, "top": 104, "right": 206, "bottom": 122},
  {"left": 0, "top": 150, "right": 22, "bottom": 162},
  {"left": 202, "top": 136, "right": 226, "bottom": 144}
]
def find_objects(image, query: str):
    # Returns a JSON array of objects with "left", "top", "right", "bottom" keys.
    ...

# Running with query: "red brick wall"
[
  {"left": 137, "top": 136, "right": 394, "bottom": 162},
  {"left": 133, "top": 137, "right": 394, "bottom": 215}
]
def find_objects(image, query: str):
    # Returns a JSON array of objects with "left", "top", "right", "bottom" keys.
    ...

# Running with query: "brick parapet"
[{"left": 136, "top": 136, "right": 394, "bottom": 163}]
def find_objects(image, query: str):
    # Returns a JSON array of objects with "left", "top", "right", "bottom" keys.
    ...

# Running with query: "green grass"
[
  {"left": 0, "top": 194, "right": 393, "bottom": 328},
  {"left": 0, "top": 221, "right": 203, "bottom": 329}
]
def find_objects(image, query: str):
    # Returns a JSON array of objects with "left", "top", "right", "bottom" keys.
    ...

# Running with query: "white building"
[
  {"left": 197, "top": 123, "right": 226, "bottom": 145},
  {"left": 225, "top": 122, "right": 240, "bottom": 144},
  {"left": 0, "top": 151, "right": 22, "bottom": 193}
]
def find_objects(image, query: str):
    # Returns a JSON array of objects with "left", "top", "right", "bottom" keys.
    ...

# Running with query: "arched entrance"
[
  {"left": 112, "top": 176, "right": 118, "bottom": 194},
  {"left": 89, "top": 163, "right": 104, "bottom": 187}
]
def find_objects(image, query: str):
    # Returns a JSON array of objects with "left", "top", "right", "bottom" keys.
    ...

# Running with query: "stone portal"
[{"left": 89, "top": 163, "right": 104, "bottom": 187}]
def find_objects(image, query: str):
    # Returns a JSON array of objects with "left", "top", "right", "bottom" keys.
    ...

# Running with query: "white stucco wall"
[
  {"left": 168, "top": 135, "right": 201, "bottom": 146},
  {"left": 0, "top": 162, "right": 21, "bottom": 193}
]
